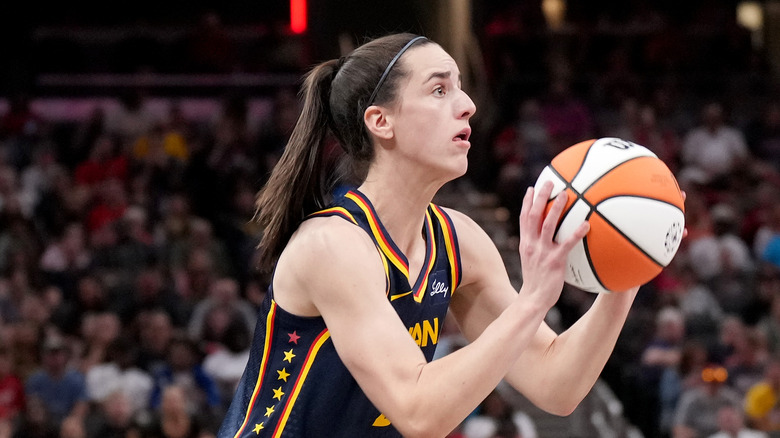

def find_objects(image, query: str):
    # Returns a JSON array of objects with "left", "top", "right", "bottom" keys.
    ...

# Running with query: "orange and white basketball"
[{"left": 534, "top": 137, "right": 685, "bottom": 293}]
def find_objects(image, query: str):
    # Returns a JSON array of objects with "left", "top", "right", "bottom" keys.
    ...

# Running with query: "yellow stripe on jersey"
[
  {"left": 431, "top": 204, "right": 460, "bottom": 295},
  {"left": 412, "top": 210, "right": 437, "bottom": 303},
  {"left": 308, "top": 206, "right": 358, "bottom": 225},
  {"left": 233, "top": 301, "right": 277, "bottom": 438},
  {"left": 345, "top": 192, "right": 410, "bottom": 279},
  {"left": 378, "top": 248, "right": 391, "bottom": 296},
  {"left": 389, "top": 291, "right": 413, "bottom": 301}
]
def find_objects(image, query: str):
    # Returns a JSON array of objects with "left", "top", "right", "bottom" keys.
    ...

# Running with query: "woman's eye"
[{"left": 433, "top": 86, "right": 445, "bottom": 96}]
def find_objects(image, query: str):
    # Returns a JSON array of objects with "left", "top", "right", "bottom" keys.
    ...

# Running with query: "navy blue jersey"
[{"left": 218, "top": 189, "right": 462, "bottom": 437}]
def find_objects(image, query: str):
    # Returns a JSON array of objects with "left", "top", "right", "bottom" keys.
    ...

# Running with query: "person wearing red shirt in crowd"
[
  {"left": 86, "top": 178, "right": 128, "bottom": 233},
  {"left": 0, "top": 346, "right": 24, "bottom": 423},
  {"left": 73, "top": 135, "right": 128, "bottom": 188}
]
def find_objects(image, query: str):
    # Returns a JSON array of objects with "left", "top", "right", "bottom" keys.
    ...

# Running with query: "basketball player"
[{"left": 218, "top": 33, "right": 642, "bottom": 438}]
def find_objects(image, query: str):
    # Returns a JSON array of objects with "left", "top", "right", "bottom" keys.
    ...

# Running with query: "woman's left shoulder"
[{"left": 435, "top": 206, "right": 491, "bottom": 243}]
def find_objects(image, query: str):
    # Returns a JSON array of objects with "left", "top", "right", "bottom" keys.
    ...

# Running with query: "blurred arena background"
[{"left": 1, "top": 1, "right": 780, "bottom": 437}]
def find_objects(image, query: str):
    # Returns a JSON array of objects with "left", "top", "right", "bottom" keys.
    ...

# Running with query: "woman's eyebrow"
[{"left": 423, "top": 71, "right": 451, "bottom": 83}]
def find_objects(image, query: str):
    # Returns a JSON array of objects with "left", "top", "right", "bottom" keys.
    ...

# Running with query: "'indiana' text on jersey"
[{"left": 218, "top": 189, "right": 462, "bottom": 437}]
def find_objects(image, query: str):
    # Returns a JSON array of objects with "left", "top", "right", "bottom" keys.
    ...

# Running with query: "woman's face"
[{"left": 381, "top": 44, "right": 476, "bottom": 183}]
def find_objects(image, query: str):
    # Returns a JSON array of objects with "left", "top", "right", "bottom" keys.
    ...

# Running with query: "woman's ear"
[{"left": 363, "top": 105, "right": 394, "bottom": 141}]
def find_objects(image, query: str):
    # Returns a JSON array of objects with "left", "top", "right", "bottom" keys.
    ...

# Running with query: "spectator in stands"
[
  {"left": 673, "top": 363, "right": 742, "bottom": 438},
  {"left": 169, "top": 217, "right": 233, "bottom": 280},
  {"left": 13, "top": 395, "right": 57, "bottom": 438},
  {"left": 73, "top": 135, "right": 128, "bottom": 189},
  {"left": 25, "top": 336, "right": 89, "bottom": 428},
  {"left": 134, "top": 308, "right": 175, "bottom": 375},
  {"left": 680, "top": 102, "right": 750, "bottom": 189},
  {"left": 707, "top": 404, "right": 768, "bottom": 438},
  {"left": 202, "top": 319, "right": 251, "bottom": 411},
  {"left": 213, "top": 181, "right": 264, "bottom": 285},
  {"left": 59, "top": 415, "right": 87, "bottom": 438},
  {"left": 118, "top": 264, "right": 187, "bottom": 327},
  {"left": 757, "top": 285, "right": 780, "bottom": 355},
  {"left": 19, "top": 146, "right": 64, "bottom": 218},
  {"left": 132, "top": 122, "right": 189, "bottom": 166},
  {"left": 38, "top": 221, "right": 92, "bottom": 297},
  {"left": 149, "top": 337, "right": 221, "bottom": 418},
  {"left": 85, "top": 177, "right": 128, "bottom": 234},
  {"left": 103, "top": 90, "right": 156, "bottom": 149},
  {"left": 664, "top": 261, "right": 724, "bottom": 346},
  {"left": 142, "top": 384, "right": 217, "bottom": 438},
  {"left": 0, "top": 93, "right": 45, "bottom": 171},
  {"left": 0, "top": 93, "right": 44, "bottom": 142},
  {"left": 742, "top": 264, "right": 780, "bottom": 328},
  {"left": 51, "top": 274, "right": 110, "bottom": 336},
  {"left": 242, "top": 273, "right": 268, "bottom": 310},
  {"left": 131, "top": 123, "right": 189, "bottom": 202},
  {"left": 639, "top": 306, "right": 687, "bottom": 436},
  {"left": 684, "top": 203, "right": 754, "bottom": 290},
  {"left": 85, "top": 336, "right": 152, "bottom": 421},
  {"left": 758, "top": 202, "right": 780, "bottom": 272},
  {"left": 153, "top": 192, "right": 198, "bottom": 249},
  {"left": 8, "top": 319, "right": 43, "bottom": 382},
  {"left": 77, "top": 310, "right": 122, "bottom": 374},
  {"left": 69, "top": 107, "right": 107, "bottom": 169},
  {"left": 0, "top": 211, "right": 40, "bottom": 275},
  {"left": 743, "top": 190, "right": 780, "bottom": 262},
  {"left": 620, "top": 103, "right": 682, "bottom": 173},
  {"left": 0, "top": 268, "right": 36, "bottom": 325},
  {"left": 0, "top": 166, "right": 24, "bottom": 219},
  {"left": 461, "top": 389, "right": 537, "bottom": 438},
  {"left": 83, "top": 390, "right": 135, "bottom": 438},
  {"left": 0, "top": 346, "right": 24, "bottom": 426},
  {"left": 724, "top": 327, "right": 769, "bottom": 397},
  {"left": 33, "top": 167, "right": 90, "bottom": 241},
  {"left": 659, "top": 340, "right": 710, "bottom": 437},
  {"left": 91, "top": 205, "right": 155, "bottom": 290},
  {"left": 744, "top": 356, "right": 780, "bottom": 433},
  {"left": 207, "top": 94, "right": 253, "bottom": 177},
  {"left": 187, "top": 277, "right": 255, "bottom": 348}
]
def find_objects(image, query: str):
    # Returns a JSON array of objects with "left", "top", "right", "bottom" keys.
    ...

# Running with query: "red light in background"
[{"left": 290, "top": 0, "right": 307, "bottom": 34}]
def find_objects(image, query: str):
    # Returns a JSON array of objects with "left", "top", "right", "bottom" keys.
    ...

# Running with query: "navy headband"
[{"left": 366, "top": 36, "right": 428, "bottom": 108}]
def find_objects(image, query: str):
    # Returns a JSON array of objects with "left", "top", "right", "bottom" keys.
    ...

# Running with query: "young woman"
[{"left": 218, "top": 33, "right": 641, "bottom": 438}]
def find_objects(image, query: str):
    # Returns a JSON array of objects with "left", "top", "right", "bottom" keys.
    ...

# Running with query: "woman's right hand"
[{"left": 517, "top": 181, "right": 589, "bottom": 310}]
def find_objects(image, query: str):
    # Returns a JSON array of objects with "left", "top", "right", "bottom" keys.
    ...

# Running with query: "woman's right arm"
[{"left": 273, "top": 187, "right": 576, "bottom": 438}]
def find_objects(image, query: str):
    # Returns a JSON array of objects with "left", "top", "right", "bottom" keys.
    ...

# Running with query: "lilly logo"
[{"left": 430, "top": 279, "right": 449, "bottom": 297}]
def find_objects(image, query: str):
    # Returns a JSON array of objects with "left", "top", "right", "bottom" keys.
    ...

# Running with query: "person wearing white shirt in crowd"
[
  {"left": 681, "top": 102, "right": 749, "bottom": 186},
  {"left": 708, "top": 404, "right": 768, "bottom": 438}
]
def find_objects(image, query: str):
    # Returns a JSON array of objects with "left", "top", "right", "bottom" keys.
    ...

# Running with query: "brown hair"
[{"left": 254, "top": 33, "right": 432, "bottom": 271}]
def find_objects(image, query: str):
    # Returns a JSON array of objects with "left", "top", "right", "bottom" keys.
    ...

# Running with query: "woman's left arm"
[{"left": 446, "top": 207, "right": 639, "bottom": 416}]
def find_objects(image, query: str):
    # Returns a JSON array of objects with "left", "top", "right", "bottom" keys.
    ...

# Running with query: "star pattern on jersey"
[{"left": 249, "top": 329, "right": 300, "bottom": 434}]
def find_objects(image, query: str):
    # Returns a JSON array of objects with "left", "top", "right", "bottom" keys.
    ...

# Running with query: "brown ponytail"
[
  {"left": 254, "top": 33, "right": 431, "bottom": 271},
  {"left": 254, "top": 59, "right": 339, "bottom": 271}
]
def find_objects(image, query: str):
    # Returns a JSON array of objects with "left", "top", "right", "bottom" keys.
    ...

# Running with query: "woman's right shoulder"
[
  {"left": 272, "top": 216, "right": 386, "bottom": 315},
  {"left": 281, "top": 216, "right": 379, "bottom": 271}
]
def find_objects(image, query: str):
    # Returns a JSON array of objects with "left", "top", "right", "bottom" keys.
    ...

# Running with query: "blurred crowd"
[{"left": 1, "top": 2, "right": 780, "bottom": 438}]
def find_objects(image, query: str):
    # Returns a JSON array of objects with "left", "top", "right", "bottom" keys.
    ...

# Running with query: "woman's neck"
[{"left": 357, "top": 181, "right": 434, "bottom": 256}]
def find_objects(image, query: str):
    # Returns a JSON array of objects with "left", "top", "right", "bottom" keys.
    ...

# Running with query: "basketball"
[{"left": 533, "top": 137, "right": 685, "bottom": 294}]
